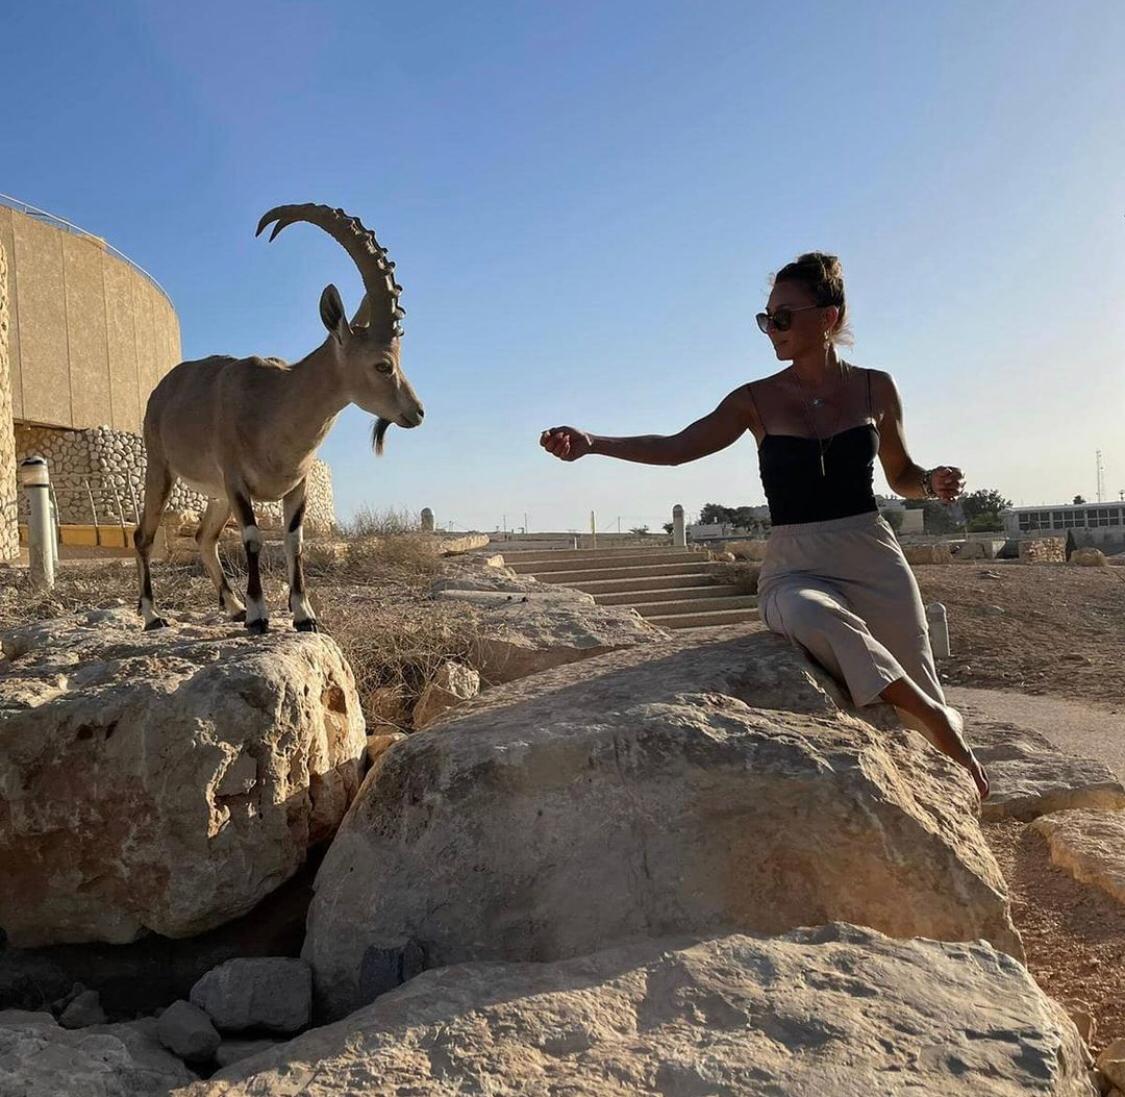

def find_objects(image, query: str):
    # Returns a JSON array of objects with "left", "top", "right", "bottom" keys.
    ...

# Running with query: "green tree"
[
  {"left": 630, "top": 525, "right": 650, "bottom": 535},
  {"left": 960, "top": 489, "right": 1012, "bottom": 525},
  {"left": 967, "top": 512, "right": 1003, "bottom": 532},
  {"left": 922, "top": 501, "right": 962, "bottom": 534},
  {"left": 662, "top": 522, "right": 674, "bottom": 534},
  {"left": 1073, "top": 495, "right": 1086, "bottom": 505}
]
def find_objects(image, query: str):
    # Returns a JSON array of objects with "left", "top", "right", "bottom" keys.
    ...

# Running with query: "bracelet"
[{"left": 921, "top": 468, "right": 939, "bottom": 500}]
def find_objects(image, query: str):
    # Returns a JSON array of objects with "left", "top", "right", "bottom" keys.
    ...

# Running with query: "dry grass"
[
  {"left": 710, "top": 561, "right": 761, "bottom": 595},
  {"left": 339, "top": 504, "right": 421, "bottom": 539},
  {"left": 0, "top": 532, "right": 480, "bottom": 733}
]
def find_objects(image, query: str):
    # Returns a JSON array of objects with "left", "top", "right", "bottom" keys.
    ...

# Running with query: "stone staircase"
[{"left": 501, "top": 546, "right": 759, "bottom": 630}]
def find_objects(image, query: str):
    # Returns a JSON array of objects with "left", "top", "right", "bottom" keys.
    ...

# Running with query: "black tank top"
[{"left": 749, "top": 369, "right": 880, "bottom": 527}]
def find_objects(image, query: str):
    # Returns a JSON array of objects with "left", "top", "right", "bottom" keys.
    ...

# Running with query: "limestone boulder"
[
  {"left": 903, "top": 544, "right": 954, "bottom": 564},
  {"left": 1070, "top": 547, "right": 1108, "bottom": 567},
  {"left": 190, "top": 958, "right": 311, "bottom": 1035},
  {"left": 303, "top": 626, "right": 1020, "bottom": 1019},
  {"left": 1031, "top": 810, "right": 1125, "bottom": 906},
  {"left": 0, "top": 1014, "right": 197, "bottom": 1096},
  {"left": 182, "top": 926, "right": 1094, "bottom": 1097},
  {"left": 0, "top": 608, "right": 366, "bottom": 947},
  {"left": 967, "top": 721, "right": 1125, "bottom": 822},
  {"left": 470, "top": 599, "right": 668, "bottom": 685},
  {"left": 411, "top": 661, "right": 480, "bottom": 729}
]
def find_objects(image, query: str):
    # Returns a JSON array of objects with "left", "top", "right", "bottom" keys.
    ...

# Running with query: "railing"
[{"left": 0, "top": 192, "right": 174, "bottom": 308}]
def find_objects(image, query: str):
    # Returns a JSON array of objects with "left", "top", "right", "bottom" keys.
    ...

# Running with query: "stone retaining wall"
[
  {"left": 12, "top": 424, "right": 336, "bottom": 534},
  {"left": 0, "top": 241, "right": 18, "bottom": 561},
  {"left": 1018, "top": 537, "right": 1066, "bottom": 564}
]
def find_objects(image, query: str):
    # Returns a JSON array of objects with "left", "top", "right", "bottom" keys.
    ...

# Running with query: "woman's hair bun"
[{"left": 772, "top": 251, "right": 852, "bottom": 345}]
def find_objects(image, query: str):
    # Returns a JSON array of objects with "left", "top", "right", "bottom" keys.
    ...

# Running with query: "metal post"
[
  {"left": 20, "top": 457, "right": 55, "bottom": 589},
  {"left": 83, "top": 477, "right": 100, "bottom": 546},
  {"left": 590, "top": 510, "right": 597, "bottom": 551},
  {"left": 672, "top": 504, "right": 686, "bottom": 548},
  {"left": 926, "top": 602, "right": 950, "bottom": 658}
]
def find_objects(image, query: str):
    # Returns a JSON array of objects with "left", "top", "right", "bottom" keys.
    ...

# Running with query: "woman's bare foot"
[{"left": 934, "top": 705, "right": 990, "bottom": 801}]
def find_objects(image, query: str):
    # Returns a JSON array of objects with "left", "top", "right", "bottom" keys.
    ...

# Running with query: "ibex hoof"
[
  {"left": 294, "top": 619, "right": 320, "bottom": 633},
  {"left": 144, "top": 617, "right": 169, "bottom": 632},
  {"left": 231, "top": 610, "right": 247, "bottom": 623},
  {"left": 245, "top": 618, "right": 270, "bottom": 636}
]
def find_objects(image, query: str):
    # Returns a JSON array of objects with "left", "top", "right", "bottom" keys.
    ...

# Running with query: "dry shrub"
[
  {"left": 724, "top": 539, "right": 769, "bottom": 562},
  {"left": 711, "top": 561, "right": 761, "bottom": 595},
  {"left": 315, "top": 588, "right": 480, "bottom": 728},
  {"left": 341, "top": 505, "right": 420, "bottom": 539}
]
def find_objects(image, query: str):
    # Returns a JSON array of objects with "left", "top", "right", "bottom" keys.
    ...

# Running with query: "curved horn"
[{"left": 256, "top": 204, "right": 405, "bottom": 340}]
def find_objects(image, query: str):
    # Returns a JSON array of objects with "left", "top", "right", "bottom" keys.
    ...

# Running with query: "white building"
[{"left": 1003, "top": 502, "right": 1125, "bottom": 551}]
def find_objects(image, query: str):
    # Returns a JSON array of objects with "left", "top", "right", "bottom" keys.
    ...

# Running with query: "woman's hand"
[
  {"left": 930, "top": 466, "right": 965, "bottom": 502},
  {"left": 540, "top": 426, "right": 593, "bottom": 462}
]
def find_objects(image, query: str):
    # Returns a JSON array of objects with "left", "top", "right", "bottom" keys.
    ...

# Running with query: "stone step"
[
  {"left": 568, "top": 573, "right": 719, "bottom": 595},
  {"left": 648, "top": 606, "right": 761, "bottom": 630},
  {"left": 594, "top": 584, "right": 745, "bottom": 606},
  {"left": 507, "top": 551, "right": 700, "bottom": 574},
  {"left": 529, "top": 561, "right": 714, "bottom": 585},
  {"left": 499, "top": 547, "right": 693, "bottom": 566},
  {"left": 632, "top": 595, "right": 759, "bottom": 618}
]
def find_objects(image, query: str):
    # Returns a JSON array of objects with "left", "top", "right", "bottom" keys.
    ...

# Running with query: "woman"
[{"left": 539, "top": 252, "right": 990, "bottom": 802}]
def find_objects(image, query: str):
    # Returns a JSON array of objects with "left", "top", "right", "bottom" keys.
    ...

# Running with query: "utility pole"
[{"left": 1096, "top": 450, "right": 1105, "bottom": 503}]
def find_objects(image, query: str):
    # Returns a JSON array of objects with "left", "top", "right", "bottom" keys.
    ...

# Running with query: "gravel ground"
[{"left": 913, "top": 562, "right": 1125, "bottom": 1057}]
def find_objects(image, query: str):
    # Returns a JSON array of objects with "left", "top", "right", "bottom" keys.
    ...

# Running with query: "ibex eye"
[{"left": 375, "top": 362, "right": 393, "bottom": 375}]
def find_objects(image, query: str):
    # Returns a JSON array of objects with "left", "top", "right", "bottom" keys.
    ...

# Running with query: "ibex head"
[{"left": 256, "top": 204, "right": 425, "bottom": 454}]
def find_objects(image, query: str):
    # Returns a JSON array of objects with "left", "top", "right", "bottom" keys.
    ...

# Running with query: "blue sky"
[{"left": 3, "top": 1, "right": 1124, "bottom": 531}]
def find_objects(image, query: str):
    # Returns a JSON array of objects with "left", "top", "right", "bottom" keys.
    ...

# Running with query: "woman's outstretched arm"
[
  {"left": 540, "top": 386, "right": 756, "bottom": 466},
  {"left": 874, "top": 371, "right": 963, "bottom": 500}
]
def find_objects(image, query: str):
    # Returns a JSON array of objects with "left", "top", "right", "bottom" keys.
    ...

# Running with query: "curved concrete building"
[{"left": 0, "top": 198, "right": 181, "bottom": 434}]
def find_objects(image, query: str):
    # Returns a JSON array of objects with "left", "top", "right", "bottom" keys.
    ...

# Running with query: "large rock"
[
  {"left": 1031, "top": 809, "right": 1125, "bottom": 906},
  {"left": 0, "top": 609, "right": 366, "bottom": 947},
  {"left": 181, "top": 926, "right": 1094, "bottom": 1097},
  {"left": 190, "top": 958, "right": 311, "bottom": 1035},
  {"left": 469, "top": 599, "right": 668, "bottom": 685},
  {"left": 304, "top": 626, "right": 1020, "bottom": 1019},
  {"left": 967, "top": 721, "right": 1125, "bottom": 822},
  {"left": 0, "top": 1013, "right": 196, "bottom": 1096},
  {"left": 411, "top": 661, "right": 480, "bottom": 729}
]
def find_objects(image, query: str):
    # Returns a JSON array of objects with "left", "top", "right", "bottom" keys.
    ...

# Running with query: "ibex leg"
[
  {"left": 134, "top": 458, "right": 173, "bottom": 630},
  {"left": 283, "top": 480, "right": 318, "bottom": 632},
  {"left": 196, "top": 498, "right": 246, "bottom": 621},
  {"left": 229, "top": 485, "right": 269, "bottom": 635}
]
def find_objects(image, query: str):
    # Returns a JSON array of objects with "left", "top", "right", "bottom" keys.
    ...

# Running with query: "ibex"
[{"left": 134, "top": 204, "right": 424, "bottom": 634}]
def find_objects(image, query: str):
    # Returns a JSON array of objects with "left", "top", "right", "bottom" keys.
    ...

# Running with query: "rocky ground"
[
  {"left": 912, "top": 561, "right": 1125, "bottom": 1059},
  {"left": 915, "top": 562, "right": 1125, "bottom": 707}
]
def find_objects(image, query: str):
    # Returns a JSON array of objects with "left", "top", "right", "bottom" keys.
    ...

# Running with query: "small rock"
[
  {"left": 215, "top": 1037, "right": 280, "bottom": 1069},
  {"left": 1098, "top": 1038, "right": 1125, "bottom": 1090},
  {"left": 1059, "top": 997, "right": 1096, "bottom": 1045},
  {"left": 412, "top": 661, "right": 481, "bottom": 729},
  {"left": 58, "top": 988, "right": 107, "bottom": 1029},
  {"left": 0, "top": 1009, "right": 57, "bottom": 1027},
  {"left": 157, "top": 999, "right": 221, "bottom": 1063},
  {"left": 367, "top": 731, "right": 407, "bottom": 766},
  {"left": 191, "top": 957, "right": 311, "bottom": 1034}
]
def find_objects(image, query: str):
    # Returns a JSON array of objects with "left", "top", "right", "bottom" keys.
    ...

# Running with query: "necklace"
[{"left": 791, "top": 360, "right": 850, "bottom": 476}]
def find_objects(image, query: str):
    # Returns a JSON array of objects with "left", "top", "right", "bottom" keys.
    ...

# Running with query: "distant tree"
[
  {"left": 630, "top": 525, "right": 650, "bottom": 535},
  {"left": 960, "top": 489, "right": 1012, "bottom": 525},
  {"left": 699, "top": 503, "right": 737, "bottom": 525},
  {"left": 662, "top": 522, "right": 674, "bottom": 534},
  {"left": 922, "top": 501, "right": 962, "bottom": 534},
  {"left": 967, "top": 512, "right": 1003, "bottom": 532},
  {"left": 1073, "top": 495, "right": 1087, "bottom": 505}
]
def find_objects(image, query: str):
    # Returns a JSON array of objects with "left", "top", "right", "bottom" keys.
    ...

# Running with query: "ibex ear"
[{"left": 319, "top": 284, "right": 348, "bottom": 344}]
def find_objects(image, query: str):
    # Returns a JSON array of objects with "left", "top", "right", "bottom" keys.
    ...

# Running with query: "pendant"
[
  {"left": 811, "top": 397, "right": 825, "bottom": 408},
  {"left": 819, "top": 450, "right": 826, "bottom": 476}
]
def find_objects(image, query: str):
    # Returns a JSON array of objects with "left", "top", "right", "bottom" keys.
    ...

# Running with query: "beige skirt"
[{"left": 757, "top": 510, "right": 944, "bottom": 710}]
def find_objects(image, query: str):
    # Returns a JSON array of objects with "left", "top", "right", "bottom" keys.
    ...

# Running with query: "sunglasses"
[{"left": 755, "top": 304, "right": 821, "bottom": 334}]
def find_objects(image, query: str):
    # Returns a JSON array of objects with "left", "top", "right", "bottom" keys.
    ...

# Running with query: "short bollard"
[
  {"left": 20, "top": 456, "right": 56, "bottom": 590},
  {"left": 926, "top": 602, "right": 950, "bottom": 658},
  {"left": 672, "top": 504, "right": 686, "bottom": 548}
]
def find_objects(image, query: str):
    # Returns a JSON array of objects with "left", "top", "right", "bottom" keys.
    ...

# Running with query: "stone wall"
[
  {"left": 0, "top": 240, "right": 18, "bottom": 561},
  {"left": 13, "top": 424, "right": 336, "bottom": 534},
  {"left": 1018, "top": 537, "right": 1066, "bottom": 564}
]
